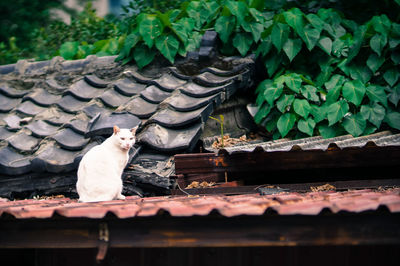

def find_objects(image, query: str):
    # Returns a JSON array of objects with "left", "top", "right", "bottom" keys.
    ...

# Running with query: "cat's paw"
[{"left": 116, "top": 194, "right": 126, "bottom": 200}]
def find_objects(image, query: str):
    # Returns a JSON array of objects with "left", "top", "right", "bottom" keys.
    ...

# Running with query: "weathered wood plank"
[
  {"left": 175, "top": 146, "right": 400, "bottom": 175},
  {"left": 1, "top": 214, "right": 399, "bottom": 248}
]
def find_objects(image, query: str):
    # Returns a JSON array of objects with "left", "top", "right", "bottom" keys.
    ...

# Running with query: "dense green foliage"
[{"left": 1, "top": 0, "right": 400, "bottom": 139}]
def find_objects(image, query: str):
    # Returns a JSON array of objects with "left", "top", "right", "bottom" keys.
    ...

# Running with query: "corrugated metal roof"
[
  {"left": 204, "top": 131, "right": 400, "bottom": 154},
  {"left": 1, "top": 188, "right": 399, "bottom": 219}
]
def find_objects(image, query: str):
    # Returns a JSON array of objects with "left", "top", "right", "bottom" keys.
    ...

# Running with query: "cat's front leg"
[{"left": 116, "top": 193, "right": 126, "bottom": 200}]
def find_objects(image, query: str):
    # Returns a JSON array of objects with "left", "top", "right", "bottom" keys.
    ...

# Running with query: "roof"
[
  {"left": 1, "top": 188, "right": 399, "bottom": 219},
  {"left": 0, "top": 32, "right": 255, "bottom": 197}
]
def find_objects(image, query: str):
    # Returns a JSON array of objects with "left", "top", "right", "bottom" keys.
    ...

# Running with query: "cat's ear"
[
  {"left": 113, "top": 125, "right": 120, "bottom": 134},
  {"left": 131, "top": 125, "right": 139, "bottom": 135}
]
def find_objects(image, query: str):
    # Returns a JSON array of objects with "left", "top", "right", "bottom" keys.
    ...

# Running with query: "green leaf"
[
  {"left": 284, "top": 73, "right": 302, "bottom": 93},
  {"left": 293, "top": 99, "right": 311, "bottom": 118},
  {"left": 276, "top": 94, "right": 295, "bottom": 113},
  {"left": 233, "top": 32, "right": 253, "bottom": 56},
  {"left": 318, "top": 122, "right": 344, "bottom": 138},
  {"left": 155, "top": 34, "right": 179, "bottom": 64},
  {"left": 349, "top": 64, "right": 372, "bottom": 84},
  {"left": 347, "top": 25, "right": 367, "bottom": 63},
  {"left": 384, "top": 110, "right": 400, "bottom": 130},
  {"left": 324, "top": 74, "right": 345, "bottom": 91},
  {"left": 139, "top": 16, "right": 163, "bottom": 48},
  {"left": 370, "top": 34, "right": 387, "bottom": 56},
  {"left": 263, "top": 82, "right": 283, "bottom": 105},
  {"left": 310, "top": 104, "right": 327, "bottom": 123},
  {"left": 264, "top": 52, "right": 282, "bottom": 77},
  {"left": 366, "top": 53, "right": 385, "bottom": 73},
  {"left": 249, "top": 7, "right": 264, "bottom": 23},
  {"left": 215, "top": 16, "right": 235, "bottom": 43},
  {"left": 226, "top": 0, "right": 248, "bottom": 24},
  {"left": 343, "top": 113, "right": 366, "bottom": 137},
  {"left": 186, "top": 2, "right": 202, "bottom": 28},
  {"left": 391, "top": 51, "right": 400, "bottom": 65},
  {"left": 255, "top": 35, "right": 272, "bottom": 57},
  {"left": 282, "top": 38, "right": 302, "bottom": 62},
  {"left": 370, "top": 15, "right": 391, "bottom": 35},
  {"left": 317, "top": 36, "right": 332, "bottom": 55},
  {"left": 326, "top": 83, "right": 342, "bottom": 104},
  {"left": 366, "top": 84, "right": 388, "bottom": 107},
  {"left": 186, "top": 31, "right": 202, "bottom": 52},
  {"left": 277, "top": 112, "right": 297, "bottom": 137},
  {"left": 327, "top": 100, "right": 349, "bottom": 126},
  {"left": 306, "top": 14, "right": 325, "bottom": 32},
  {"left": 171, "top": 18, "right": 195, "bottom": 44},
  {"left": 271, "top": 23, "right": 290, "bottom": 52},
  {"left": 60, "top": 41, "right": 79, "bottom": 60},
  {"left": 134, "top": 44, "right": 156, "bottom": 69},
  {"left": 241, "top": 21, "right": 264, "bottom": 42},
  {"left": 117, "top": 32, "right": 141, "bottom": 61},
  {"left": 301, "top": 85, "right": 320, "bottom": 102},
  {"left": 342, "top": 80, "right": 366, "bottom": 106},
  {"left": 383, "top": 68, "right": 400, "bottom": 87},
  {"left": 388, "top": 84, "right": 400, "bottom": 107},
  {"left": 297, "top": 117, "right": 316, "bottom": 136},
  {"left": 299, "top": 24, "right": 320, "bottom": 51},
  {"left": 360, "top": 102, "right": 386, "bottom": 127},
  {"left": 254, "top": 103, "right": 272, "bottom": 124},
  {"left": 283, "top": 8, "right": 304, "bottom": 35}
]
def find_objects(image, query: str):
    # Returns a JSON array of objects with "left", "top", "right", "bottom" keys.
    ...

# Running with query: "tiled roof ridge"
[
  {"left": 0, "top": 188, "right": 399, "bottom": 219},
  {"left": 203, "top": 130, "right": 400, "bottom": 154}
]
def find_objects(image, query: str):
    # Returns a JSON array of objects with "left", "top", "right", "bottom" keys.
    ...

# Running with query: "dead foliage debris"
[{"left": 310, "top": 184, "right": 336, "bottom": 192}]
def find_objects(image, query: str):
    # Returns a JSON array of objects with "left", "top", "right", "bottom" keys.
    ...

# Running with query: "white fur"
[{"left": 76, "top": 126, "right": 137, "bottom": 202}]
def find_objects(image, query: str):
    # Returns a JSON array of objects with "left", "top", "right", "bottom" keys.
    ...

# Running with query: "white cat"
[{"left": 76, "top": 125, "right": 138, "bottom": 202}]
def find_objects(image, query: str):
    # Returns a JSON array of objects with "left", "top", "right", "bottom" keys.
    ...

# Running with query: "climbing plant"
[{"left": 2, "top": 0, "right": 400, "bottom": 139}]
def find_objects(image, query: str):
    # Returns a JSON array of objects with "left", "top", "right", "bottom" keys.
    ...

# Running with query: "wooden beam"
[
  {"left": 1, "top": 214, "right": 399, "bottom": 248},
  {"left": 175, "top": 146, "right": 400, "bottom": 175}
]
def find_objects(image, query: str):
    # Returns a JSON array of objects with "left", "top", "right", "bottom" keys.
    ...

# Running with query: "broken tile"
[
  {"left": 179, "top": 81, "right": 231, "bottom": 97},
  {"left": 148, "top": 104, "right": 213, "bottom": 128},
  {"left": 164, "top": 91, "right": 221, "bottom": 111},
  {"left": 84, "top": 74, "right": 109, "bottom": 88},
  {"left": 26, "top": 120, "right": 59, "bottom": 138},
  {"left": 0, "top": 146, "right": 32, "bottom": 175},
  {"left": 56, "top": 95, "right": 88, "bottom": 114},
  {"left": 140, "top": 85, "right": 171, "bottom": 104},
  {"left": 99, "top": 89, "right": 132, "bottom": 108},
  {"left": 114, "top": 78, "right": 147, "bottom": 96},
  {"left": 0, "top": 84, "right": 29, "bottom": 98},
  {"left": 85, "top": 112, "right": 141, "bottom": 137},
  {"left": 66, "top": 79, "right": 105, "bottom": 101},
  {"left": 23, "top": 88, "right": 61, "bottom": 107},
  {"left": 31, "top": 142, "right": 79, "bottom": 173},
  {"left": 120, "top": 96, "right": 158, "bottom": 119},
  {"left": 8, "top": 132, "right": 40, "bottom": 153},
  {"left": 53, "top": 128, "right": 89, "bottom": 151},
  {"left": 3, "top": 114, "right": 22, "bottom": 131},
  {"left": 16, "top": 100, "right": 46, "bottom": 116},
  {"left": 137, "top": 123, "right": 202, "bottom": 151},
  {"left": 83, "top": 103, "right": 109, "bottom": 118},
  {"left": 0, "top": 94, "right": 21, "bottom": 112}
]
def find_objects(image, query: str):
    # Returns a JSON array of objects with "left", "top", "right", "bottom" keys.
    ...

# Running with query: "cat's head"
[{"left": 113, "top": 125, "right": 138, "bottom": 151}]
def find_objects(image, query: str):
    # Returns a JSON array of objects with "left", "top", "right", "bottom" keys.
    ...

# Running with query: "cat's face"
[{"left": 113, "top": 126, "right": 138, "bottom": 151}]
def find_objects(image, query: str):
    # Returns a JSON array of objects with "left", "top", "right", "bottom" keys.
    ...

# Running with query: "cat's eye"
[
  {"left": 130, "top": 137, "right": 134, "bottom": 140},
  {"left": 120, "top": 137, "right": 125, "bottom": 140}
]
